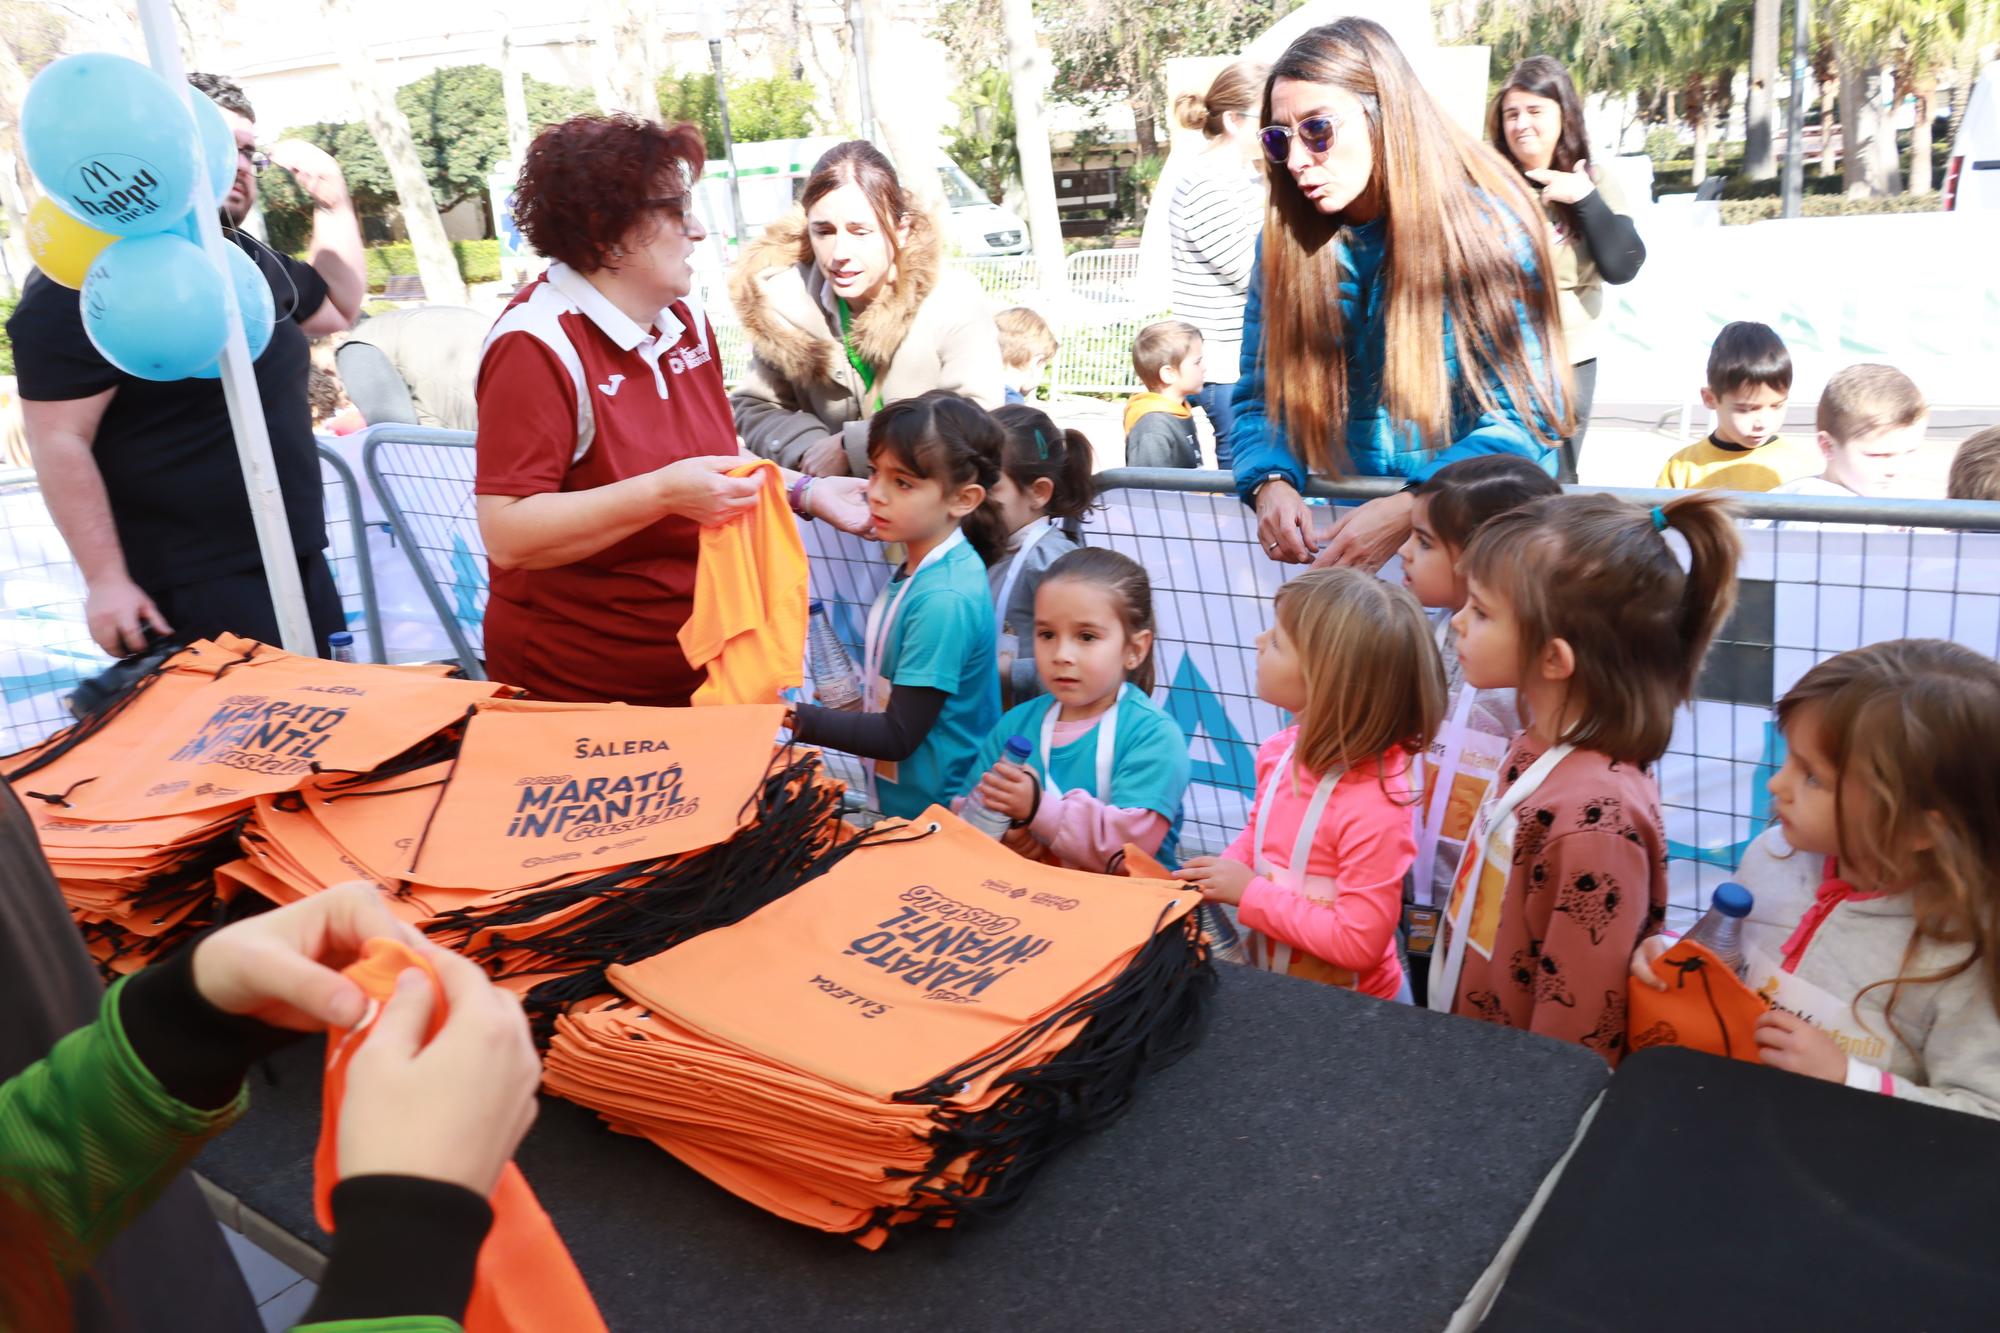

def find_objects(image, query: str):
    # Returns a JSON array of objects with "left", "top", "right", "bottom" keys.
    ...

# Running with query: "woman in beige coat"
[{"left": 728, "top": 140, "right": 1004, "bottom": 475}]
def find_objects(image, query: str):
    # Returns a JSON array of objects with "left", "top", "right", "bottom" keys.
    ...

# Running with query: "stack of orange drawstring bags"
[
  {"left": 2, "top": 635, "right": 504, "bottom": 975},
  {"left": 544, "top": 806, "right": 1215, "bottom": 1247}
]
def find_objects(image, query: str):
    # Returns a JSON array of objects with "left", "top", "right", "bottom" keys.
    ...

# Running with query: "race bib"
[{"left": 1744, "top": 946, "right": 1895, "bottom": 1068}]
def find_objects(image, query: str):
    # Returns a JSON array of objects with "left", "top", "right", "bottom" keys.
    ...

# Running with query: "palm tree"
[{"left": 1746, "top": 0, "right": 1783, "bottom": 178}]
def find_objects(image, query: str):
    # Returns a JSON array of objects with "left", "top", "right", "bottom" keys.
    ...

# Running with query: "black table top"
[
  {"left": 199, "top": 966, "right": 1608, "bottom": 1332},
  {"left": 1481, "top": 1046, "right": 2000, "bottom": 1332}
]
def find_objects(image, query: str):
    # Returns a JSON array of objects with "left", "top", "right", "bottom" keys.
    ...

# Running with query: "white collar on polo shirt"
[{"left": 546, "top": 262, "right": 709, "bottom": 361}]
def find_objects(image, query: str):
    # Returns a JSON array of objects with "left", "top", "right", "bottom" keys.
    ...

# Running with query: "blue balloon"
[
  {"left": 190, "top": 244, "right": 279, "bottom": 378},
  {"left": 191, "top": 89, "right": 237, "bottom": 205},
  {"left": 81, "top": 234, "right": 228, "bottom": 381},
  {"left": 21, "top": 54, "right": 200, "bottom": 237}
]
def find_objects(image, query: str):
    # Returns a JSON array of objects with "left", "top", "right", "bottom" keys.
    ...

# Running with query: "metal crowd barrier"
[
  {"left": 350, "top": 434, "right": 2000, "bottom": 931},
  {"left": 0, "top": 445, "right": 386, "bottom": 755}
]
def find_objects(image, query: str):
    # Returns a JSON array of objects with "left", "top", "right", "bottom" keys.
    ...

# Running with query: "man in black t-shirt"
[{"left": 7, "top": 72, "right": 365, "bottom": 657}]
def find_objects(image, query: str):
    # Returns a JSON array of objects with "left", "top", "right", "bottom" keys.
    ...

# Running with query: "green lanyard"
[{"left": 836, "top": 297, "right": 884, "bottom": 413}]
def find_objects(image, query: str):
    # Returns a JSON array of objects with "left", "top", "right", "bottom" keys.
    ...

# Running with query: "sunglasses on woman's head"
[{"left": 1258, "top": 113, "right": 1342, "bottom": 164}]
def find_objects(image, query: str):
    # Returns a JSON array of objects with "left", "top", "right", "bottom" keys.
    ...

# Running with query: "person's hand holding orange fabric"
[
  {"left": 190, "top": 882, "right": 426, "bottom": 1033},
  {"left": 336, "top": 946, "right": 541, "bottom": 1198}
]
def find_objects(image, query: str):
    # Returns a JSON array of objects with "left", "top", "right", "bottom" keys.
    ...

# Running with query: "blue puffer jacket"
[{"left": 1227, "top": 217, "right": 1563, "bottom": 504}]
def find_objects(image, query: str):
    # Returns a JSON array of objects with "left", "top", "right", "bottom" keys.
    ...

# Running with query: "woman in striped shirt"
[{"left": 1168, "top": 61, "right": 1267, "bottom": 471}]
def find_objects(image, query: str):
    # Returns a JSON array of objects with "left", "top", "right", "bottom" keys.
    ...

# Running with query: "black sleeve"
[
  {"left": 6, "top": 273, "right": 122, "bottom": 402},
  {"left": 272, "top": 249, "right": 333, "bottom": 326},
  {"left": 300, "top": 1176, "right": 493, "bottom": 1324},
  {"left": 116, "top": 937, "right": 301, "bottom": 1111},
  {"left": 1572, "top": 191, "right": 1646, "bottom": 285},
  {"left": 793, "top": 686, "right": 948, "bottom": 762}
]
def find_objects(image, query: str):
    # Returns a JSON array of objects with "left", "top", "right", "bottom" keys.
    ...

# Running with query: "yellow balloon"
[{"left": 27, "top": 196, "right": 117, "bottom": 289}]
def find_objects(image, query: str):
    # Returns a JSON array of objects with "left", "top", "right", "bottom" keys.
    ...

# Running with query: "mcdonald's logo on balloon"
[{"left": 20, "top": 53, "right": 201, "bottom": 237}]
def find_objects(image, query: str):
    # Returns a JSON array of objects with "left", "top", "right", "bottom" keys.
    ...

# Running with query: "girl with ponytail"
[
  {"left": 986, "top": 403, "right": 1096, "bottom": 706},
  {"left": 1425, "top": 491, "right": 1742, "bottom": 1065}
]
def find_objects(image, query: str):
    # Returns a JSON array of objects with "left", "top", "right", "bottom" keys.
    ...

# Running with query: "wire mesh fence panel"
[
  {"left": 0, "top": 474, "right": 110, "bottom": 756},
  {"left": 363, "top": 431, "right": 487, "bottom": 678},
  {"left": 318, "top": 444, "right": 384, "bottom": 663},
  {"left": 796, "top": 517, "right": 894, "bottom": 793},
  {"left": 1064, "top": 248, "right": 1144, "bottom": 291},
  {"left": 950, "top": 256, "right": 1046, "bottom": 307},
  {"left": 1086, "top": 472, "right": 2000, "bottom": 933},
  {"left": 711, "top": 313, "right": 753, "bottom": 389},
  {"left": 1050, "top": 302, "right": 1170, "bottom": 397}
]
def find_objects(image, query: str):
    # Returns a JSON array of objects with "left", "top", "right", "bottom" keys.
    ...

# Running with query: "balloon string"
[{"left": 224, "top": 225, "right": 303, "bottom": 323}]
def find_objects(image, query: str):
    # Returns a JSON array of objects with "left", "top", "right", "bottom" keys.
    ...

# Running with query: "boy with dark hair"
[
  {"left": 1123, "top": 320, "right": 1204, "bottom": 469},
  {"left": 1655, "top": 321, "right": 1821, "bottom": 491}
]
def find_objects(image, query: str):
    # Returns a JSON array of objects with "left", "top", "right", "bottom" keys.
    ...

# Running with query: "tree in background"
[
  {"left": 261, "top": 66, "right": 594, "bottom": 253},
  {"left": 319, "top": 0, "right": 466, "bottom": 305},
  {"left": 946, "top": 67, "right": 1018, "bottom": 203},
  {"left": 656, "top": 70, "right": 817, "bottom": 156},
  {"left": 1040, "top": 0, "right": 1300, "bottom": 158},
  {"left": 1745, "top": 0, "right": 1781, "bottom": 179}
]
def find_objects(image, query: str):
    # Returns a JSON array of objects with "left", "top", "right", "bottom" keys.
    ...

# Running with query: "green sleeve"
[{"left": 0, "top": 975, "right": 246, "bottom": 1280}]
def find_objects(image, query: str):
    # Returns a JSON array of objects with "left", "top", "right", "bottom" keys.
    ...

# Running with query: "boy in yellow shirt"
[{"left": 1656, "top": 321, "right": 1822, "bottom": 491}]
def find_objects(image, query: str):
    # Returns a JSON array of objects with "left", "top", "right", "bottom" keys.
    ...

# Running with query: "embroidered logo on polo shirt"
[
  {"left": 667, "top": 342, "right": 713, "bottom": 376},
  {"left": 597, "top": 374, "right": 626, "bottom": 397}
]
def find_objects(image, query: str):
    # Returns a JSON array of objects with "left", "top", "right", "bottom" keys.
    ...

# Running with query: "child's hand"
[
  {"left": 1173, "top": 855, "right": 1254, "bottom": 906},
  {"left": 974, "top": 762, "right": 1038, "bottom": 823},
  {"left": 1753, "top": 1009, "right": 1848, "bottom": 1083},
  {"left": 1629, "top": 935, "right": 1676, "bottom": 991}
]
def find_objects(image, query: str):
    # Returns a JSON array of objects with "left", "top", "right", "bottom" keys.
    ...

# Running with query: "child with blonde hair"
[
  {"left": 1176, "top": 569, "right": 1446, "bottom": 1000},
  {"left": 1433, "top": 491, "right": 1741, "bottom": 1064},
  {"left": 1634, "top": 640, "right": 2000, "bottom": 1119}
]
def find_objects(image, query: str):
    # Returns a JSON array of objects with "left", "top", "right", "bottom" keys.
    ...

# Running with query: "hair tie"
[
  {"left": 1032, "top": 428, "right": 1049, "bottom": 461},
  {"left": 1650, "top": 505, "right": 1669, "bottom": 532}
]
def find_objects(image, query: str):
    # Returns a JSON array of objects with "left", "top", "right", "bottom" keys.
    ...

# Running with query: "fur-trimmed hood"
[{"left": 726, "top": 205, "right": 946, "bottom": 386}]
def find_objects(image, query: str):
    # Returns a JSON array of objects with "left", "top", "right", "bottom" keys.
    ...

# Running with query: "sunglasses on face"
[
  {"left": 1258, "top": 112, "right": 1343, "bottom": 164},
  {"left": 238, "top": 145, "right": 271, "bottom": 171}
]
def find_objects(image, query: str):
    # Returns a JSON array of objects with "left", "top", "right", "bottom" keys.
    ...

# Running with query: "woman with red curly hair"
[{"left": 473, "top": 115, "right": 871, "bottom": 705}]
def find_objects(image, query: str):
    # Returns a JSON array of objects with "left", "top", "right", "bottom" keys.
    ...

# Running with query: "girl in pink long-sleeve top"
[{"left": 1176, "top": 569, "right": 1446, "bottom": 1000}]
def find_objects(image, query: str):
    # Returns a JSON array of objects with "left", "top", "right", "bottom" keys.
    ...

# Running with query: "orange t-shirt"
[{"left": 678, "top": 459, "right": 808, "bottom": 706}]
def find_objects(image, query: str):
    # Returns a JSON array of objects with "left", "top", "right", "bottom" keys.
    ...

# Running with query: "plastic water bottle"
[
  {"left": 807, "top": 601, "right": 863, "bottom": 711},
  {"left": 328, "top": 631, "right": 355, "bottom": 663},
  {"left": 961, "top": 736, "right": 1033, "bottom": 839},
  {"left": 1199, "top": 903, "right": 1249, "bottom": 966},
  {"left": 1682, "top": 881, "right": 1754, "bottom": 978}
]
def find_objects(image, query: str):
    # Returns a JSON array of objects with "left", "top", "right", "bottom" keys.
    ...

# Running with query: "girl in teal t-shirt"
[
  {"left": 791, "top": 393, "right": 1003, "bottom": 819},
  {"left": 958, "top": 548, "right": 1190, "bottom": 870}
]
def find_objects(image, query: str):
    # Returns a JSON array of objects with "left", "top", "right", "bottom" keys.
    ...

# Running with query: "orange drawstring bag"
[
  {"left": 316, "top": 939, "right": 605, "bottom": 1333},
  {"left": 54, "top": 644, "right": 505, "bottom": 821},
  {"left": 1626, "top": 939, "right": 1771, "bottom": 1063},
  {"left": 678, "top": 459, "right": 809, "bottom": 707},
  {"left": 552, "top": 808, "right": 1213, "bottom": 1245},
  {"left": 400, "top": 699, "right": 787, "bottom": 891}
]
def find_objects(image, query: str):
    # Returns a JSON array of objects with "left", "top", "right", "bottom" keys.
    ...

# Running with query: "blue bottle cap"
[
  {"left": 1003, "top": 735, "right": 1034, "bottom": 760},
  {"left": 809, "top": 599, "right": 825, "bottom": 613},
  {"left": 328, "top": 631, "right": 353, "bottom": 645},
  {"left": 1711, "top": 882, "right": 1753, "bottom": 918}
]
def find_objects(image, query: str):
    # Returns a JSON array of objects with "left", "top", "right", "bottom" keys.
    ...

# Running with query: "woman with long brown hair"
[
  {"left": 1488, "top": 55, "right": 1646, "bottom": 481},
  {"left": 730, "top": 140, "right": 1004, "bottom": 476},
  {"left": 1229, "top": 19, "right": 1571, "bottom": 569}
]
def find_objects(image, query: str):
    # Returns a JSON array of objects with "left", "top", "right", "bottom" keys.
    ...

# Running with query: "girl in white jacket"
[{"left": 1634, "top": 639, "right": 2000, "bottom": 1120}]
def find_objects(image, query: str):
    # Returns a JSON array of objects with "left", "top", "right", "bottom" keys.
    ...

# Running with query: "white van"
[
  {"left": 698, "top": 136, "right": 1030, "bottom": 257},
  {"left": 1943, "top": 62, "right": 1999, "bottom": 212}
]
